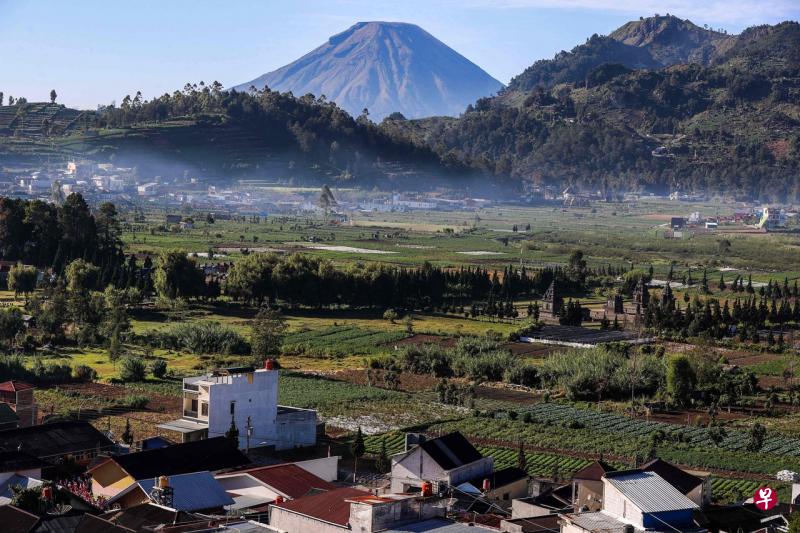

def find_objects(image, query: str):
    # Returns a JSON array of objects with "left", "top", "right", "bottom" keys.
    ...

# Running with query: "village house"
[
  {"left": 88, "top": 436, "right": 249, "bottom": 500},
  {"left": 0, "top": 421, "right": 115, "bottom": 471},
  {"left": 215, "top": 460, "right": 339, "bottom": 513},
  {"left": 0, "top": 451, "right": 46, "bottom": 506},
  {"left": 269, "top": 487, "right": 459, "bottom": 533},
  {"left": 560, "top": 470, "right": 699, "bottom": 532},
  {"left": 157, "top": 363, "right": 318, "bottom": 450},
  {"left": 388, "top": 432, "right": 530, "bottom": 509},
  {"left": 104, "top": 471, "right": 234, "bottom": 512},
  {"left": 570, "top": 460, "right": 615, "bottom": 512},
  {"left": 390, "top": 432, "right": 494, "bottom": 494},
  {"left": 0, "top": 381, "right": 37, "bottom": 428}
]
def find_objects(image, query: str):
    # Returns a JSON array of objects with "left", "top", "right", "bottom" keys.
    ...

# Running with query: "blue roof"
[
  {"left": 0, "top": 474, "right": 42, "bottom": 505},
  {"left": 137, "top": 471, "right": 234, "bottom": 512}
]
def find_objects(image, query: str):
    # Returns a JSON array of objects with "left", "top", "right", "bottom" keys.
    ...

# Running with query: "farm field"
[{"left": 5, "top": 196, "right": 800, "bottom": 501}]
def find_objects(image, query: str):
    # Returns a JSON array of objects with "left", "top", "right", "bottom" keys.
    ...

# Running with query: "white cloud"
[{"left": 458, "top": 0, "right": 799, "bottom": 28}]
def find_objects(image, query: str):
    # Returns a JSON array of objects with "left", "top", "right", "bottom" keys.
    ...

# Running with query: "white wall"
[
  {"left": 208, "top": 369, "right": 279, "bottom": 449},
  {"left": 217, "top": 473, "right": 281, "bottom": 501},
  {"left": 602, "top": 480, "right": 643, "bottom": 528},
  {"left": 269, "top": 507, "right": 347, "bottom": 533},
  {"left": 389, "top": 447, "right": 493, "bottom": 493},
  {"left": 294, "top": 456, "right": 340, "bottom": 482},
  {"left": 275, "top": 407, "right": 317, "bottom": 450},
  {"left": 390, "top": 447, "right": 445, "bottom": 492}
]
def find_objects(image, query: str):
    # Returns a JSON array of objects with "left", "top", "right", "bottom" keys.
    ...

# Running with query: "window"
[
  {"left": 230, "top": 401, "right": 236, "bottom": 415},
  {"left": 191, "top": 399, "right": 198, "bottom": 412},
  {"left": 201, "top": 402, "right": 208, "bottom": 416}
]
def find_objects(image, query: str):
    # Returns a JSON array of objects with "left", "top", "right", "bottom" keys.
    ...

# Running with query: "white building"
[
  {"left": 137, "top": 182, "right": 159, "bottom": 196},
  {"left": 561, "top": 470, "right": 699, "bottom": 532},
  {"left": 158, "top": 364, "right": 317, "bottom": 451},
  {"left": 390, "top": 432, "right": 493, "bottom": 493}
]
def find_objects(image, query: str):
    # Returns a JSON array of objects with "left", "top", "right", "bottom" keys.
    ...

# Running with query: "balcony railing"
[{"left": 183, "top": 383, "right": 199, "bottom": 392}]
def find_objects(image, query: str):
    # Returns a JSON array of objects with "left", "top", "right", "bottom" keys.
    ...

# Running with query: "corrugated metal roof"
[
  {"left": 563, "top": 511, "right": 640, "bottom": 531},
  {"left": 384, "top": 518, "right": 492, "bottom": 532},
  {"left": 273, "top": 486, "right": 370, "bottom": 526},
  {"left": 137, "top": 471, "right": 234, "bottom": 512},
  {"left": 606, "top": 471, "right": 699, "bottom": 513},
  {"left": 234, "top": 463, "right": 336, "bottom": 499}
]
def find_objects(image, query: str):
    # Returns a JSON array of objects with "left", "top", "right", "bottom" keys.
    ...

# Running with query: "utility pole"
[{"left": 245, "top": 416, "right": 253, "bottom": 455}]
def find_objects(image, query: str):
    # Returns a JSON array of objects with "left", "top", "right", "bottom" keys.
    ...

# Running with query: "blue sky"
[{"left": 2, "top": 0, "right": 798, "bottom": 109}]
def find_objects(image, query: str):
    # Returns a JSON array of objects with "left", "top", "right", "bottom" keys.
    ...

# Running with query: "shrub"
[
  {"left": 119, "top": 357, "right": 146, "bottom": 382},
  {"left": 73, "top": 365, "right": 97, "bottom": 382},
  {"left": 503, "top": 365, "right": 539, "bottom": 387},
  {"left": 122, "top": 395, "right": 150, "bottom": 409},
  {"left": 150, "top": 359, "right": 167, "bottom": 379},
  {"left": 155, "top": 322, "right": 250, "bottom": 355}
]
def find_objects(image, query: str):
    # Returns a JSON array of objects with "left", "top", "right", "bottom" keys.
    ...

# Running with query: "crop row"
[
  {"left": 284, "top": 326, "right": 407, "bottom": 355},
  {"left": 278, "top": 372, "right": 404, "bottom": 410},
  {"left": 363, "top": 432, "right": 591, "bottom": 479},
  {"left": 426, "top": 416, "right": 800, "bottom": 476},
  {"left": 515, "top": 403, "right": 800, "bottom": 457}
]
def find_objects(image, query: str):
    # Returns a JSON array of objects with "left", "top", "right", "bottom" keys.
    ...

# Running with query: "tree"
[
  {"left": 747, "top": 422, "right": 766, "bottom": 452},
  {"left": 121, "top": 418, "right": 134, "bottom": 445},
  {"left": 788, "top": 511, "right": 800, "bottom": 533},
  {"left": 66, "top": 259, "right": 99, "bottom": 293},
  {"left": 383, "top": 308, "right": 399, "bottom": 323},
  {"left": 350, "top": 426, "right": 366, "bottom": 482},
  {"left": 666, "top": 355, "right": 696, "bottom": 407},
  {"left": 517, "top": 441, "right": 526, "bottom": 471},
  {"left": 375, "top": 437, "right": 390, "bottom": 473},
  {"left": 154, "top": 251, "right": 205, "bottom": 300},
  {"left": 119, "top": 357, "right": 146, "bottom": 382},
  {"left": 49, "top": 89, "right": 57, "bottom": 103},
  {"left": 151, "top": 359, "right": 167, "bottom": 379},
  {"left": 225, "top": 415, "right": 240, "bottom": 448},
  {"left": 7, "top": 264, "right": 37, "bottom": 301},
  {"left": 58, "top": 193, "right": 97, "bottom": 266},
  {"left": 10, "top": 484, "right": 42, "bottom": 513},
  {"left": 102, "top": 286, "right": 130, "bottom": 338},
  {"left": 250, "top": 307, "right": 287, "bottom": 363},
  {"left": 0, "top": 308, "right": 24, "bottom": 344}
]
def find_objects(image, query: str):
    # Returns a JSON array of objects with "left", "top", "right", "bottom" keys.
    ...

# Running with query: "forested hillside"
[
  {"left": 380, "top": 19, "right": 800, "bottom": 200},
  {"left": 0, "top": 83, "right": 478, "bottom": 188}
]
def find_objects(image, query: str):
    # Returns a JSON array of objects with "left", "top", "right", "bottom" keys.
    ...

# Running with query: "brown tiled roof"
[
  {"left": 572, "top": 460, "right": 615, "bottom": 481},
  {"left": 273, "top": 487, "right": 370, "bottom": 526},
  {"left": 641, "top": 458, "right": 702, "bottom": 494},
  {"left": 236, "top": 463, "right": 336, "bottom": 499},
  {"left": 0, "top": 504, "right": 39, "bottom": 532},
  {"left": 0, "top": 381, "right": 34, "bottom": 392}
]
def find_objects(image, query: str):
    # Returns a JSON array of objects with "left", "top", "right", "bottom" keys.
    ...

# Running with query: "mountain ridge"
[
  {"left": 380, "top": 18, "right": 800, "bottom": 200},
  {"left": 234, "top": 21, "right": 503, "bottom": 120}
]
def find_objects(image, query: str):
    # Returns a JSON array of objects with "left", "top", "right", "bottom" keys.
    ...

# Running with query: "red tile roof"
[
  {"left": 236, "top": 463, "right": 336, "bottom": 499},
  {"left": 273, "top": 487, "right": 370, "bottom": 526},
  {"left": 0, "top": 381, "right": 34, "bottom": 393}
]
